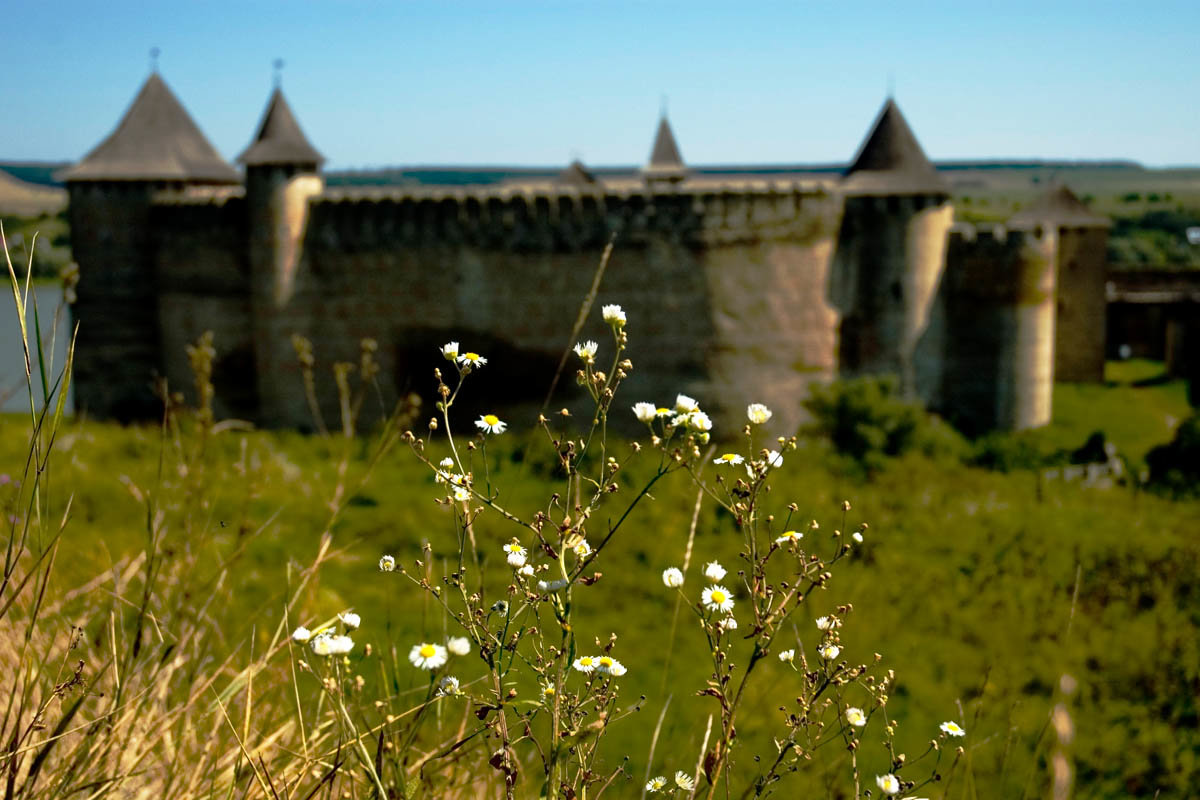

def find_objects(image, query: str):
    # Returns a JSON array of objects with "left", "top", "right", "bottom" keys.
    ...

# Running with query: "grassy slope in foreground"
[{"left": 1, "top": 369, "right": 1197, "bottom": 797}]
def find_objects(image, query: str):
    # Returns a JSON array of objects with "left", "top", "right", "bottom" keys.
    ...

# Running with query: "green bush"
[
  {"left": 1146, "top": 413, "right": 1200, "bottom": 497},
  {"left": 803, "top": 375, "right": 965, "bottom": 472}
]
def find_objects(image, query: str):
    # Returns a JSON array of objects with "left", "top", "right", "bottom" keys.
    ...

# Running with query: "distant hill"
[
  {"left": 0, "top": 162, "right": 69, "bottom": 188},
  {"left": 0, "top": 169, "right": 67, "bottom": 216}
]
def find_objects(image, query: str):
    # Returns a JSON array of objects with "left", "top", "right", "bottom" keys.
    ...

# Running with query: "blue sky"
[{"left": 4, "top": 1, "right": 1198, "bottom": 169}]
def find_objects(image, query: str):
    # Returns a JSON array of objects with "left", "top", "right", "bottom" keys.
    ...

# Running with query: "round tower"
[
  {"left": 1009, "top": 184, "right": 1110, "bottom": 383},
  {"left": 832, "top": 99, "right": 953, "bottom": 406},
  {"left": 239, "top": 84, "right": 325, "bottom": 427},
  {"left": 60, "top": 72, "right": 240, "bottom": 420}
]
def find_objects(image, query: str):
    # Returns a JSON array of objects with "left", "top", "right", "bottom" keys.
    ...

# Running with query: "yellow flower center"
[
  {"left": 543, "top": 686, "right": 555, "bottom": 695},
  {"left": 483, "top": 414, "right": 500, "bottom": 425},
  {"left": 721, "top": 454, "right": 736, "bottom": 462},
  {"left": 579, "top": 657, "right": 593, "bottom": 666},
  {"left": 711, "top": 590, "right": 726, "bottom": 603},
  {"left": 419, "top": 644, "right": 437, "bottom": 659},
  {"left": 598, "top": 656, "right": 613, "bottom": 667},
  {"left": 464, "top": 353, "right": 480, "bottom": 361}
]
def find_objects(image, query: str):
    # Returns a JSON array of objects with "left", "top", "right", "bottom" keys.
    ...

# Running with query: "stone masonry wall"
[{"left": 250, "top": 184, "right": 841, "bottom": 434}]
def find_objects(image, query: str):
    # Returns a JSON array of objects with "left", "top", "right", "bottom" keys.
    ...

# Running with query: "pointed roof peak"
[
  {"left": 643, "top": 114, "right": 688, "bottom": 182},
  {"left": 842, "top": 98, "right": 947, "bottom": 196},
  {"left": 1008, "top": 183, "right": 1110, "bottom": 228},
  {"left": 239, "top": 86, "right": 324, "bottom": 167},
  {"left": 558, "top": 159, "right": 597, "bottom": 186},
  {"left": 60, "top": 72, "right": 239, "bottom": 183}
]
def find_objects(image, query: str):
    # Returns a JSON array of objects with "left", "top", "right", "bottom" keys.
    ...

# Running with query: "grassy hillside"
[{"left": 1, "top": 357, "right": 1196, "bottom": 797}]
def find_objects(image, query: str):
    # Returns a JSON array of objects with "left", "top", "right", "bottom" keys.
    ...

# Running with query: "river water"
[{"left": 1, "top": 284, "right": 74, "bottom": 415}]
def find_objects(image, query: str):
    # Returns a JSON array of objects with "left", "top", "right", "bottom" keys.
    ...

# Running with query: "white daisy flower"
[
  {"left": 573, "top": 340, "right": 599, "bottom": 363},
  {"left": 816, "top": 616, "right": 840, "bottom": 631},
  {"left": 747, "top": 403, "right": 772, "bottom": 424},
  {"left": 632, "top": 402, "right": 657, "bottom": 423},
  {"left": 291, "top": 626, "right": 312, "bottom": 643},
  {"left": 456, "top": 351, "right": 487, "bottom": 369},
  {"left": 701, "top": 585, "right": 735, "bottom": 614},
  {"left": 778, "top": 649, "right": 795, "bottom": 663},
  {"left": 766, "top": 450, "right": 784, "bottom": 468},
  {"left": 573, "top": 539, "right": 592, "bottom": 559},
  {"left": 537, "top": 578, "right": 569, "bottom": 592},
  {"left": 503, "top": 541, "right": 527, "bottom": 568},
  {"left": 674, "top": 771, "right": 695, "bottom": 792},
  {"left": 775, "top": 530, "right": 803, "bottom": 545},
  {"left": 436, "top": 675, "right": 461, "bottom": 696},
  {"left": 940, "top": 721, "right": 966, "bottom": 737},
  {"left": 447, "top": 636, "right": 471, "bottom": 656},
  {"left": 596, "top": 656, "right": 627, "bottom": 677},
  {"left": 475, "top": 414, "right": 506, "bottom": 434},
  {"left": 875, "top": 773, "right": 901, "bottom": 795},
  {"left": 601, "top": 304, "right": 626, "bottom": 327},
  {"left": 541, "top": 682, "right": 556, "bottom": 698},
  {"left": 645, "top": 776, "right": 667, "bottom": 792},
  {"left": 441, "top": 341, "right": 459, "bottom": 361},
  {"left": 338, "top": 611, "right": 361, "bottom": 630},
  {"left": 311, "top": 633, "right": 354, "bottom": 657},
  {"left": 703, "top": 561, "right": 726, "bottom": 581},
  {"left": 409, "top": 642, "right": 448, "bottom": 670},
  {"left": 819, "top": 643, "right": 840, "bottom": 661},
  {"left": 713, "top": 453, "right": 744, "bottom": 466},
  {"left": 439, "top": 456, "right": 455, "bottom": 469},
  {"left": 846, "top": 707, "right": 867, "bottom": 727},
  {"left": 687, "top": 411, "right": 713, "bottom": 432},
  {"left": 517, "top": 563, "right": 535, "bottom": 577},
  {"left": 717, "top": 616, "right": 738, "bottom": 632},
  {"left": 662, "top": 567, "right": 684, "bottom": 588},
  {"left": 853, "top": 531, "right": 864, "bottom": 543},
  {"left": 655, "top": 407, "right": 672, "bottom": 417},
  {"left": 378, "top": 554, "right": 396, "bottom": 572},
  {"left": 572, "top": 655, "right": 596, "bottom": 674},
  {"left": 452, "top": 485, "right": 471, "bottom": 502},
  {"left": 675, "top": 394, "right": 699, "bottom": 413}
]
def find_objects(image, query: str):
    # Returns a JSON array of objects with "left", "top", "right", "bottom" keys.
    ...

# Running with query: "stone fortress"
[{"left": 61, "top": 72, "right": 1113, "bottom": 435}]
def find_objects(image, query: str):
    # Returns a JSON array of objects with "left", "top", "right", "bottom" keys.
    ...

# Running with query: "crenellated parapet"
[{"left": 310, "top": 182, "right": 839, "bottom": 253}]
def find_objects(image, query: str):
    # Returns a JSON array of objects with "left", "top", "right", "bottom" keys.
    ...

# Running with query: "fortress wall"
[
  {"left": 1054, "top": 227, "right": 1108, "bottom": 382},
  {"left": 265, "top": 185, "right": 838, "bottom": 433},
  {"left": 942, "top": 224, "right": 1056, "bottom": 432},
  {"left": 152, "top": 195, "right": 257, "bottom": 418}
]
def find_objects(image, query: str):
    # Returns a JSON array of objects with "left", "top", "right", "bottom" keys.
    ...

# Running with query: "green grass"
[{"left": 3, "top": 367, "right": 1198, "bottom": 797}]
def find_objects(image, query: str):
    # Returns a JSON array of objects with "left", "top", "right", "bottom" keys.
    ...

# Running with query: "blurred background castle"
[{"left": 53, "top": 72, "right": 1197, "bottom": 434}]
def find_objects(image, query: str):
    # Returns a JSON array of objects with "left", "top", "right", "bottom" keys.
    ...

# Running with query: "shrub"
[
  {"left": 803, "top": 375, "right": 964, "bottom": 472},
  {"left": 1145, "top": 413, "right": 1200, "bottom": 497}
]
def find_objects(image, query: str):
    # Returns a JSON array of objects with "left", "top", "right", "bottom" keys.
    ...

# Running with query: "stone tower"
[
  {"left": 641, "top": 114, "right": 689, "bottom": 185},
  {"left": 832, "top": 99, "right": 954, "bottom": 405},
  {"left": 60, "top": 72, "right": 239, "bottom": 419},
  {"left": 239, "top": 85, "right": 325, "bottom": 426},
  {"left": 942, "top": 223, "right": 1058, "bottom": 432},
  {"left": 1009, "top": 185, "right": 1110, "bottom": 383}
]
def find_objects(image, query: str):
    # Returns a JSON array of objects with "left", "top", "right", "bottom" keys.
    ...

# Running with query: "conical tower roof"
[
  {"left": 558, "top": 159, "right": 597, "bottom": 186},
  {"left": 238, "top": 87, "right": 324, "bottom": 167},
  {"left": 1008, "top": 183, "right": 1110, "bottom": 229},
  {"left": 60, "top": 73, "right": 239, "bottom": 183},
  {"left": 842, "top": 99, "right": 947, "bottom": 196},
  {"left": 642, "top": 115, "right": 688, "bottom": 181}
]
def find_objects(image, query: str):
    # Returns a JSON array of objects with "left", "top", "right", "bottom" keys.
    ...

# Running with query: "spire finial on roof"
[
  {"left": 886, "top": 71, "right": 895, "bottom": 100},
  {"left": 660, "top": 93, "right": 668, "bottom": 118},
  {"left": 273, "top": 58, "right": 285, "bottom": 88},
  {"left": 149, "top": 47, "right": 160, "bottom": 74}
]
